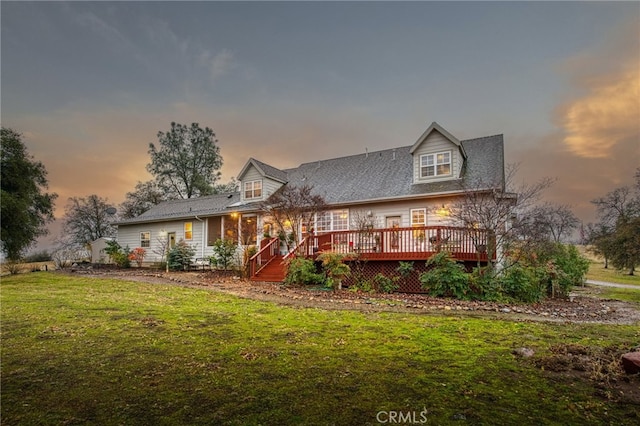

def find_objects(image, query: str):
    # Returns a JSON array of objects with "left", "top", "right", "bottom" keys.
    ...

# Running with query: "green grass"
[
  {"left": 2, "top": 273, "right": 639, "bottom": 425},
  {"left": 586, "top": 262, "right": 640, "bottom": 286},
  {"left": 592, "top": 286, "right": 640, "bottom": 304}
]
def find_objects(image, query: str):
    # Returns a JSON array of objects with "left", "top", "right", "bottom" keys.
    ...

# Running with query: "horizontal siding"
[
  {"left": 347, "top": 198, "right": 457, "bottom": 230},
  {"left": 117, "top": 219, "right": 211, "bottom": 263},
  {"left": 240, "top": 165, "right": 285, "bottom": 202},
  {"left": 413, "top": 131, "right": 462, "bottom": 184}
]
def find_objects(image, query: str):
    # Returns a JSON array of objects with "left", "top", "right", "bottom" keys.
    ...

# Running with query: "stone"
[
  {"left": 512, "top": 347, "right": 535, "bottom": 358},
  {"left": 621, "top": 352, "right": 640, "bottom": 375}
]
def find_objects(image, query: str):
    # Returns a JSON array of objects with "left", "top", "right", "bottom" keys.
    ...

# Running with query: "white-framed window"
[
  {"left": 411, "top": 208, "right": 426, "bottom": 240},
  {"left": 244, "top": 180, "right": 262, "bottom": 200},
  {"left": 420, "top": 151, "right": 451, "bottom": 178},
  {"left": 316, "top": 209, "right": 349, "bottom": 232},
  {"left": 140, "top": 231, "right": 151, "bottom": 248},
  {"left": 411, "top": 209, "right": 426, "bottom": 227},
  {"left": 184, "top": 222, "right": 193, "bottom": 240}
]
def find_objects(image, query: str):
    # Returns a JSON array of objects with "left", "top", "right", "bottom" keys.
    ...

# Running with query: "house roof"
[
  {"left": 237, "top": 157, "right": 288, "bottom": 183},
  {"left": 116, "top": 129, "right": 504, "bottom": 226},
  {"left": 114, "top": 192, "right": 242, "bottom": 225},
  {"left": 282, "top": 133, "right": 503, "bottom": 205}
]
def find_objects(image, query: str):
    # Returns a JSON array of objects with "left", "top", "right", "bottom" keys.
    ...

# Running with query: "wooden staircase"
[{"left": 250, "top": 255, "right": 287, "bottom": 282}]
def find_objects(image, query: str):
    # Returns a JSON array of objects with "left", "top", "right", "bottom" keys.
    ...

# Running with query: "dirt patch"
[
  {"left": 533, "top": 343, "right": 640, "bottom": 405},
  {"left": 63, "top": 268, "right": 640, "bottom": 325}
]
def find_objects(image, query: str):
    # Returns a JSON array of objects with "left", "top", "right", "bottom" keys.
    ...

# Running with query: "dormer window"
[
  {"left": 244, "top": 180, "right": 262, "bottom": 200},
  {"left": 420, "top": 151, "right": 451, "bottom": 178}
]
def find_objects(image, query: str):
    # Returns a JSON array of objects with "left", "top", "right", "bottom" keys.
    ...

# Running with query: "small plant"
[
  {"left": 317, "top": 252, "right": 351, "bottom": 290},
  {"left": 128, "top": 247, "right": 146, "bottom": 268},
  {"left": 284, "top": 256, "right": 324, "bottom": 286},
  {"left": 373, "top": 273, "right": 399, "bottom": 294},
  {"left": 167, "top": 240, "right": 196, "bottom": 271},
  {"left": 420, "top": 251, "right": 471, "bottom": 299},
  {"left": 212, "top": 239, "right": 237, "bottom": 270},
  {"left": 104, "top": 240, "right": 131, "bottom": 268}
]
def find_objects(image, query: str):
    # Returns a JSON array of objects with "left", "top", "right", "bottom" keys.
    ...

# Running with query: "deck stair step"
[{"left": 251, "top": 255, "right": 287, "bottom": 282}]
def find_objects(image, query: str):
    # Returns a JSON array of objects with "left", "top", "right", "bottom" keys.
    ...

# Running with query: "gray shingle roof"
[
  {"left": 116, "top": 133, "right": 504, "bottom": 225},
  {"left": 283, "top": 134, "right": 504, "bottom": 205},
  {"left": 115, "top": 192, "right": 241, "bottom": 225},
  {"left": 251, "top": 158, "right": 288, "bottom": 183}
]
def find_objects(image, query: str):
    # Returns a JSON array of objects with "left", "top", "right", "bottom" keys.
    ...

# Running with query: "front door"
[
  {"left": 385, "top": 216, "right": 401, "bottom": 251},
  {"left": 168, "top": 232, "right": 176, "bottom": 249}
]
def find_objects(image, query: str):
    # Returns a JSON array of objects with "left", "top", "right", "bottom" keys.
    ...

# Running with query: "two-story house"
[{"left": 115, "top": 122, "right": 506, "bottom": 291}]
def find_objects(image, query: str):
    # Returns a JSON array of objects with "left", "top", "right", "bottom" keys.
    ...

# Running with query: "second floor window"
[
  {"left": 244, "top": 180, "right": 262, "bottom": 200},
  {"left": 420, "top": 152, "right": 451, "bottom": 178}
]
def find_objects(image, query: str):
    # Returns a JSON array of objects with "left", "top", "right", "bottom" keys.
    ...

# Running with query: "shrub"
[
  {"left": 167, "top": 240, "right": 196, "bottom": 271},
  {"left": 470, "top": 267, "right": 504, "bottom": 302},
  {"left": 317, "top": 252, "right": 351, "bottom": 290},
  {"left": 24, "top": 250, "right": 51, "bottom": 262},
  {"left": 284, "top": 256, "right": 324, "bottom": 286},
  {"left": 373, "top": 273, "right": 399, "bottom": 293},
  {"left": 420, "top": 252, "right": 471, "bottom": 299},
  {"left": 500, "top": 265, "right": 546, "bottom": 303},
  {"left": 128, "top": 247, "right": 146, "bottom": 268},
  {"left": 104, "top": 240, "right": 131, "bottom": 268},
  {"left": 211, "top": 239, "right": 237, "bottom": 270}
]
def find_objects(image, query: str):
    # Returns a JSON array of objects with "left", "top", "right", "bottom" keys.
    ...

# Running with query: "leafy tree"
[
  {"left": 147, "top": 122, "right": 223, "bottom": 199},
  {"left": 260, "top": 184, "right": 327, "bottom": 250},
  {"left": 120, "top": 180, "right": 169, "bottom": 219},
  {"left": 212, "top": 178, "right": 239, "bottom": 194},
  {"left": 1, "top": 128, "right": 57, "bottom": 260},
  {"left": 61, "top": 195, "right": 117, "bottom": 247},
  {"left": 589, "top": 171, "right": 640, "bottom": 275}
]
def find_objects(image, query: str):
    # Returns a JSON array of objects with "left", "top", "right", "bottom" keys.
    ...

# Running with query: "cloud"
[{"left": 513, "top": 17, "right": 640, "bottom": 223}]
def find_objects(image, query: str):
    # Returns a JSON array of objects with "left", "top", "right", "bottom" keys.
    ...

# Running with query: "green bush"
[
  {"left": 104, "top": 240, "right": 131, "bottom": 268},
  {"left": 373, "top": 273, "right": 399, "bottom": 294},
  {"left": 420, "top": 252, "right": 471, "bottom": 299},
  {"left": 167, "top": 240, "right": 196, "bottom": 271},
  {"left": 284, "top": 257, "right": 324, "bottom": 286},
  {"left": 470, "top": 267, "right": 504, "bottom": 302},
  {"left": 317, "top": 252, "right": 351, "bottom": 290},
  {"left": 500, "top": 265, "right": 546, "bottom": 303},
  {"left": 211, "top": 239, "right": 237, "bottom": 270}
]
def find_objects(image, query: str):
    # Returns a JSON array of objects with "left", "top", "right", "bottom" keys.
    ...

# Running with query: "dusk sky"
[{"left": 1, "top": 1, "right": 638, "bottom": 251}]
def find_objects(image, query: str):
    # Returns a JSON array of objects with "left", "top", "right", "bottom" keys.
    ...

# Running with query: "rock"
[
  {"left": 500, "top": 308, "right": 511, "bottom": 313},
  {"left": 512, "top": 347, "right": 535, "bottom": 358},
  {"left": 621, "top": 352, "right": 640, "bottom": 374}
]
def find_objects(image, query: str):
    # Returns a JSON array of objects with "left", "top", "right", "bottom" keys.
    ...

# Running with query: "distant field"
[
  {"left": 1, "top": 273, "right": 639, "bottom": 425},
  {"left": 587, "top": 262, "right": 640, "bottom": 286}
]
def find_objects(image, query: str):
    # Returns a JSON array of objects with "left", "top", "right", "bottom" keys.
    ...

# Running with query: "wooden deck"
[
  {"left": 291, "top": 226, "right": 494, "bottom": 262},
  {"left": 250, "top": 226, "right": 495, "bottom": 283}
]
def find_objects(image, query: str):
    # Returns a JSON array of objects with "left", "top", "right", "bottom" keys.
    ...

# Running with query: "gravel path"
[
  {"left": 68, "top": 269, "right": 640, "bottom": 325},
  {"left": 585, "top": 279, "right": 640, "bottom": 289}
]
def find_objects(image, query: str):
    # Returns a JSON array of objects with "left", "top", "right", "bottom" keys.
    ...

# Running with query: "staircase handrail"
[
  {"left": 249, "top": 237, "right": 280, "bottom": 277},
  {"left": 283, "top": 235, "right": 310, "bottom": 261}
]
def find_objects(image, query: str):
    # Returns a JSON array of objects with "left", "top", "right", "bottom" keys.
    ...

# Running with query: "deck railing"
[
  {"left": 249, "top": 237, "right": 280, "bottom": 277},
  {"left": 297, "top": 226, "right": 495, "bottom": 262}
]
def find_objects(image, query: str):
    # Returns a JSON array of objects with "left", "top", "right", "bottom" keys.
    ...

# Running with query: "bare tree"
[
  {"left": 260, "top": 184, "right": 327, "bottom": 250},
  {"left": 61, "top": 195, "right": 117, "bottom": 247},
  {"left": 449, "top": 164, "right": 554, "bottom": 273},
  {"left": 526, "top": 203, "right": 580, "bottom": 243}
]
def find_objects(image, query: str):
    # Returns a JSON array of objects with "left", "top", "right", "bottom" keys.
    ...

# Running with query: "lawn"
[
  {"left": 586, "top": 262, "right": 640, "bottom": 286},
  {"left": 2, "top": 273, "right": 639, "bottom": 425}
]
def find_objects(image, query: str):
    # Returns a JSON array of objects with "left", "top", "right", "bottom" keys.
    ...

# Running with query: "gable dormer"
[
  {"left": 237, "top": 158, "right": 288, "bottom": 203},
  {"left": 409, "top": 122, "right": 467, "bottom": 184}
]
